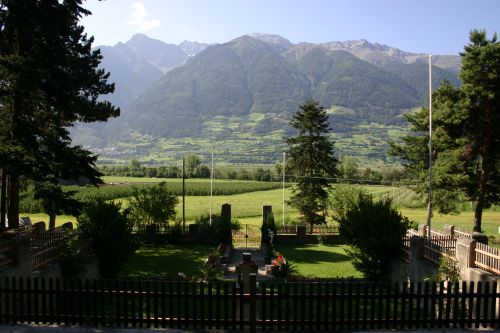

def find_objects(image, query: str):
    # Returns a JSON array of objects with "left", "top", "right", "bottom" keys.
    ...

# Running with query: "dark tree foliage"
[
  {"left": 460, "top": 30, "right": 500, "bottom": 231},
  {"left": 389, "top": 82, "right": 469, "bottom": 215},
  {"left": 339, "top": 193, "right": 410, "bottom": 281},
  {"left": 78, "top": 199, "right": 138, "bottom": 278},
  {"left": 286, "top": 99, "right": 338, "bottom": 229},
  {"left": 33, "top": 182, "right": 81, "bottom": 229},
  {"left": 390, "top": 30, "right": 500, "bottom": 232},
  {"left": 128, "top": 182, "right": 178, "bottom": 232},
  {"left": 0, "top": 0, "right": 119, "bottom": 227}
]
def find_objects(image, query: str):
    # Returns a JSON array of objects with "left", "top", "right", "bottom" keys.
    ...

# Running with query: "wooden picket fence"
[
  {"left": 423, "top": 236, "right": 457, "bottom": 264},
  {"left": 405, "top": 227, "right": 500, "bottom": 276},
  {"left": 0, "top": 238, "right": 17, "bottom": 268},
  {"left": 31, "top": 227, "right": 74, "bottom": 271},
  {"left": 0, "top": 276, "right": 498, "bottom": 330},
  {"left": 276, "top": 224, "right": 339, "bottom": 235},
  {"left": 475, "top": 243, "right": 500, "bottom": 276}
]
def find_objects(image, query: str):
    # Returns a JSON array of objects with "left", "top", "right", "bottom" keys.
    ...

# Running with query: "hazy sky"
[{"left": 81, "top": 0, "right": 500, "bottom": 55}]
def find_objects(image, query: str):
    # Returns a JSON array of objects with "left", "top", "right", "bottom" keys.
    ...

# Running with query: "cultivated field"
[{"left": 22, "top": 177, "right": 500, "bottom": 239}]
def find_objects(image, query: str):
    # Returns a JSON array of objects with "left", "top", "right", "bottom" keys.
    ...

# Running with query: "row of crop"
[{"left": 20, "top": 180, "right": 287, "bottom": 213}]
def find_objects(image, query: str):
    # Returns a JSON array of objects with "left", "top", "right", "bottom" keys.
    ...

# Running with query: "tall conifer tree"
[
  {"left": 0, "top": 0, "right": 119, "bottom": 227},
  {"left": 286, "top": 99, "right": 338, "bottom": 229},
  {"left": 390, "top": 30, "right": 500, "bottom": 232}
]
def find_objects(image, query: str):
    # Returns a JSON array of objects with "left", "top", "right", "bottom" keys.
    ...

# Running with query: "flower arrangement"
[{"left": 271, "top": 252, "right": 295, "bottom": 279}]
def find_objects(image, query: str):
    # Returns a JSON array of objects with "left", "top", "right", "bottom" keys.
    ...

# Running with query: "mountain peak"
[
  {"left": 130, "top": 33, "right": 149, "bottom": 39},
  {"left": 247, "top": 33, "right": 293, "bottom": 52},
  {"left": 178, "top": 40, "right": 209, "bottom": 57}
]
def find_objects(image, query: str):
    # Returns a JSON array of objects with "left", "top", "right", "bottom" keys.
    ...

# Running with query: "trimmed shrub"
[
  {"left": 338, "top": 193, "right": 410, "bottom": 281},
  {"left": 78, "top": 199, "right": 139, "bottom": 278}
]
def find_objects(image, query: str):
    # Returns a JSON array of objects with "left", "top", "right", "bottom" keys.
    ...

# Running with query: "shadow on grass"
[
  {"left": 275, "top": 244, "right": 351, "bottom": 265},
  {"left": 122, "top": 244, "right": 214, "bottom": 276}
]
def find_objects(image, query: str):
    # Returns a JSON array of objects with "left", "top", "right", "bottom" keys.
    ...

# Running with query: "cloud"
[
  {"left": 138, "top": 19, "right": 160, "bottom": 32},
  {"left": 127, "top": 2, "right": 160, "bottom": 32}
]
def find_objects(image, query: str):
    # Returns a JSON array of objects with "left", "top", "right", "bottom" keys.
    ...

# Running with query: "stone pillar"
[
  {"left": 188, "top": 224, "right": 200, "bottom": 242},
  {"left": 443, "top": 224, "right": 455, "bottom": 236},
  {"left": 418, "top": 224, "right": 427, "bottom": 237},
  {"left": 5, "top": 233, "right": 32, "bottom": 276},
  {"left": 261, "top": 205, "right": 273, "bottom": 245},
  {"left": 472, "top": 232, "right": 488, "bottom": 245},
  {"left": 32, "top": 221, "right": 46, "bottom": 234},
  {"left": 409, "top": 235, "right": 424, "bottom": 281},
  {"left": 456, "top": 238, "right": 477, "bottom": 280},
  {"left": 220, "top": 203, "right": 232, "bottom": 247},
  {"left": 262, "top": 205, "right": 272, "bottom": 225},
  {"left": 410, "top": 236, "right": 424, "bottom": 260},
  {"left": 296, "top": 225, "right": 306, "bottom": 243},
  {"left": 61, "top": 222, "right": 73, "bottom": 230}
]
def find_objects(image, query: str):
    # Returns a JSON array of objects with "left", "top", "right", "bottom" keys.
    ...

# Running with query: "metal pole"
[
  {"left": 426, "top": 54, "right": 432, "bottom": 238},
  {"left": 210, "top": 152, "right": 213, "bottom": 226},
  {"left": 182, "top": 157, "right": 186, "bottom": 232},
  {"left": 282, "top": 151, "right": 286, "bottom": 226}
]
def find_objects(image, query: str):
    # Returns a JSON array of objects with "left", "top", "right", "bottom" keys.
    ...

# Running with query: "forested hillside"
[{"left": 72, "top": 34, "right": 460, "bottom": 165}]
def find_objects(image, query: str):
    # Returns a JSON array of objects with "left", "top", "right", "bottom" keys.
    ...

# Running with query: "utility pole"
[
  {"left": 0, "top": 170, "right": 6, "bottom": 231},
  {"left": 282, "top": 151, "right": 286, "bottom": 226},
  {"left": 426, "top": 54, "right": 433, "bottom": 238},
  {"left": 182, "top": 157, "right": 186, "bottom": 232},
  {"left": 210, "top": 152, "right": 213, "bottom": 226}
]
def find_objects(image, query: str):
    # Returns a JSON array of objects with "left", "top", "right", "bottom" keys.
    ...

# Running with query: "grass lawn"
[
  {"left": 21, "top": 213, "right": 77, "bottom": 227},
  {"left": 19, "top": 180, "right": 500, "bottom": 239},
  {"left": 121, "top": 244, "right": 214, "bottom": 277},
  {"left": 275, "top": 243, "right": 362, "bottom": 279},
  {"left": 401, "top": 209, "right": 500, "bottom": 237}
]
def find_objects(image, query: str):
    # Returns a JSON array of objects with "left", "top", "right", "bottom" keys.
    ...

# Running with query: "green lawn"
[
  {"left": 401, "top": 209, "right": 500, "bottom": 237},
  {"left": 21, "top": 213, "right": 77, "bottom": 228},
  {"left": 121, "top": 244, "right": 214, "bottom": 277},
  {"left": 275, "top": 244, "right": 362, "bottom": 279},
  {"left": 20, "top": 181, "right": 500, "bottom": 239}
]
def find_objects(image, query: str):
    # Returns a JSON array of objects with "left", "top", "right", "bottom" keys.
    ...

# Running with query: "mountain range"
[{"left": 72, "top": 33, "right": 461, "bottom": 165}]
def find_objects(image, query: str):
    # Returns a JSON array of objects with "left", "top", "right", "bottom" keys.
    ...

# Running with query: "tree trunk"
[
  {"left": 0, "top": 170, "right": 6, "bottom": 231},
  {"left": 49, "top": 200, "right": 56, "bottom": 229},
  {"left": 7, "top": 175, "right": 19, "bottom": 229},
  {"left": 473, "top": 155, "right": 492, "bottom": 232},
  {"left": 49, "top": 213, "right": 56, "bottom": 230}
]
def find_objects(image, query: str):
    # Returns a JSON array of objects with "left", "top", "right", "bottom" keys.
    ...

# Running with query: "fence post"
[
  {"left": 61, "top": 222, "right": 73, "bottom": 230},
  {"left": 14, "top": 234, "right": 32, "bottom": 276},
  {"left": 443, "top": 224, "right": 454, "bottom": 236},
  {"left": 32, "top": 221, "right": 46, "bottom": 234},
  {"left": 188, "top": 224, "right": 200, "bottom": 242},
  {"left": 472, "top": 232, "right": 488, "bottom": 245},
  {"left": 456, "top": 238, "right": 477, "bottom": 280},
  {"left": 249, "top": 273, "right": 256, "bottom": 333},
  {"left": 418, "top": 224, "right": 427, "bottom": 237},
  {"left": 408, "top": 236, "right": 425, "bottom": 281},
  {"left": 296, "top": 225, "right": 306, "bottom": 239}
]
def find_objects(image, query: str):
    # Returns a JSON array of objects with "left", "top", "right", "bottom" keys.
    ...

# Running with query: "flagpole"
[
  {"left": 282, "top": 151, "right": 286, "bottom": 226},
  {"left": 426, "top": 54, "right": 432, "bottom": 238},
  {"left": 210, "top": 152, "right": 213, "bottom": 226}
]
